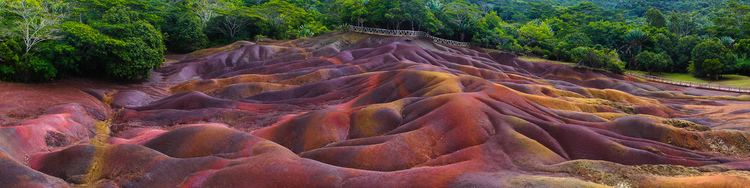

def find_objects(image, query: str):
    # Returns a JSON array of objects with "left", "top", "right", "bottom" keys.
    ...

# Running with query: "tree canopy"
[{"left": 1, "top": 0, "right": 750, "bottom": 82}]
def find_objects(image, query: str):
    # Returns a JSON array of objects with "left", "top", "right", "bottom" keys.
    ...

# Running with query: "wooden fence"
[
  {"left": 626, "top": 73, "right": 750, "bottom": 94},
  {"left": 347, "top": 25, "right": 470, "bottom": 47}
]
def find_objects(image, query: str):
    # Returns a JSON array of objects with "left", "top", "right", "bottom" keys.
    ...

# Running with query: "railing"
[
  {"left": 626, "top": 73, "right": 750, "bottom": 94},
  {"left": 347, "top": 25, "right": 470, "bottom": 47}
]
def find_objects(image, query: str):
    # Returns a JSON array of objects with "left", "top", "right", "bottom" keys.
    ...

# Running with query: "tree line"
[
  {"left": 0, "top": 0, "right": 328, "bottom": 82},
  {"left": 1, "top": 0, "right": 749, "bottom": 82}
]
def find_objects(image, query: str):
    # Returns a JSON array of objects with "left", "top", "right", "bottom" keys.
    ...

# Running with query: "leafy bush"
[
  {"left": 35, "top": 41, "right": 79, "bottom": 75},
  {"left": 569, "top": 46, "right": 625, "bottom": 73},
  {"left": 295, "top": 21, "right": 328, "bottom": 38},
  {"left": 518, "top": 20, "right": 554, "bottom": 48},
  {"left": 472, "top": 11, "right": 523, "bottom": 53},
  {"left": 0, "top": 39, "right": 21, "bottom": 81},
  {"left": 18, "top": 56, "right": 57, "bottom": 82},
  {"left": 635, "top": 51, "right": 673, "bottom": 73},
  {"left": 163, "top": 10, "right": 208, "bottom": 53},
  {"left": 58, "top": 22, "right": 109, "bottom": 75},
  {"left": 0, "top": 38, "right": 56, "bottom": 82},
  {"left": 549, "top": 32, "right": 592, "bottom": 60},
  {"left": 52, "top": 6, "right": 165, "bottom": 82}
]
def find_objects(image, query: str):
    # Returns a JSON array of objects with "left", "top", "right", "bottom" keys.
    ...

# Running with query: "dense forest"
[{"left": 0, "top": 0, "right": 749, "bottom": 82}]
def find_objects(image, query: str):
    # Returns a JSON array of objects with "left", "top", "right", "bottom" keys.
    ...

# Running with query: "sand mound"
[{"left": 2, "top": 32, "right": 750, "bottom": 187}]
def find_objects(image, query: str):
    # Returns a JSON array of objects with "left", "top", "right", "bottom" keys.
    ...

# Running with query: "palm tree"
[{"left": 621, "top": 29, "right": 648, "bottom": 69}]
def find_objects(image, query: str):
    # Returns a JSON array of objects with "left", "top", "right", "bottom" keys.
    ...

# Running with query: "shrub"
[
  {"left": 35, "top": 41, "right": 79, "bottom": 75},
  {"left": 105, "top": 37, "right": 164, "bottom": 81},
  {"left": 569, "top": 46, "right": 625, "bottom": 73},
  {"left": 59, "top": 22, "right": 109, "bottom": 75},
  {"left": 0, "top": 39, "right": 20, "bottom": 81},
  {"left": 551, "top": 32, "right": 592, "bottom": 60},
  {"left": 0, "top": 38, "right": 56, "bottom": 82},
  {"left": 58, "top": 6, "right": 164, "bottom": 81},
  {"left": 163, "top": 10, "right": 208, "bottom": 53},
  {"left": 294, "top": 21, "right": 328, "bottom": 38},
  {"left": 635, "top": 51, "right": 673, "bottom": 73},
  {"left": 518, "top": 20, "right": 554, "bottom": 48},
  {"left": 17, "top": 56, "right": 57, "bottom": 82}
]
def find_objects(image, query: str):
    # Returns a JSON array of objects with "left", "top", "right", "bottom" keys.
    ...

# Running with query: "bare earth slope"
[{"left": 2, "top": 32, "right": 750, "bottom": 187}]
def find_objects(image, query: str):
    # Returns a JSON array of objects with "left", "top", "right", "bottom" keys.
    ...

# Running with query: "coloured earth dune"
[{"left": 2, "top": 32, "right": 750, "bottom": 187}]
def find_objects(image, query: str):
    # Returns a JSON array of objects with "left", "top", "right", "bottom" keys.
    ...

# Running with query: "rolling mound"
[{"left": 2, "top": 32, "right": 750, "bottom": 187}]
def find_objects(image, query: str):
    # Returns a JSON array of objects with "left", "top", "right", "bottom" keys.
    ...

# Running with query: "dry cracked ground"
[{"left": 2, "top": 32, "right": 750, "bottom": 187}]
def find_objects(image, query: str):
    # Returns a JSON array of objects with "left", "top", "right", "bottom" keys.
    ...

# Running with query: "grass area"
[
  {"left": 662, "top": 73, "right": 750, "bottom": 88},
  {"left": 628, "top": 70, "right": 750, "bottom": 88},
  {"left": 520, "top": 56, "right": 750, "bottom": 88},
  {"left": 518, "top": 56, "right": 575, "bottom": 66}
]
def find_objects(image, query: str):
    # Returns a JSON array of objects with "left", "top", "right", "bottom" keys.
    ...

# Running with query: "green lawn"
[
  {"left": 518, "top": 56, "right": 575, "bottom": 66},
  {"left": 521, "top": 56, "right": 750, "bottom": 88},
  {"left": 629, "top": 70, "right": 750, "bottom": 88}
]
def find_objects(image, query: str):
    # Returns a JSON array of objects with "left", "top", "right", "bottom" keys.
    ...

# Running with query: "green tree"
[
  {"left": 644, "top": 27, "right": 678, "bottom": 60},
  {"left": 583, "top": 21, "right": 630, "bottom": 49},
  {"left": 645, "top": 8, "right": 666, "bottom": 27},
  {"left": 5, "top": 0, "right": 66, "bottom": 55},
  {"left": 667, "top": 12, "right": 698, "bottom": 36},
  {"left": 621, "top": 29, "right": 649, "bottom": 66},
  {"left": 569, "top": 46, "right": 625, "bottom": 74},
  {"left": 690, "top": 39, "right": 738, "bottom": 79},
  {"left": 443, "top": 0, "right": 481, "bottom": 41},
  {"left": 709, "top": 0, "right": 750, "bottom": 38},
  {"left": 329, "top": 0, "right": 368, "bottom": 26},
  {"left": 98, "top": 6, "right": 165, "bottom": 81},
  {"left": 472, "top": 11, "right": 522, "bottom": 52},
  {"left": 673, "top": 35, "right": 700, "bottom": 71},
  {"left": 701, "top": 58, "right": 725, "bottom": 80},
  {"left": 398, "top": 0, "right": 433, "bottom": 30},
  {"left": 52, "top": 6, "right": 165, "bottom": 82},
  {"left": 252, "top": 0, "right": 328, "bottom": 39},
  {"left": 68, "top": 0, "right": 170, "bottom": 28},
  {"left": 734, "top": 58, "right": 750, "bottom": 76},
  {"left": 737, "top": 39, "right": 750, "bottom": 58},
  {"left": 163, "top": 9, "right": 209, "bottom": 53},
  {"left": 527, "top": 2, "right": 557, "bottom": 20},
  {"left": 211, "top": 7, "right": 251, "bottom": 41},
  {"left": 635, "top": 51, "right": 672, "bottom": 73},
  {"left": 550, "top": 32, "right": 592, "bottom": 61},
  {"left": 557, "top": 2, "right": 615, "bottom": 25},
  {"left": 735, "top": 39, "right": 750, "bottom": 75},
  {"left": 0, "top": 39, "right": 22, "bottom": 80},
  {"left": 365, "top": 0, "right": 402, "bottom": 29},
  {"left": 518, "top": 20, "right": 554, "bottom": 55}
]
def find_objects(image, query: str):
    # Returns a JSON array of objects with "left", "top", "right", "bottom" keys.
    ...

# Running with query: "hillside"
[{"left": 2, "top": 33, "right": 750, "bottom": 187}]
